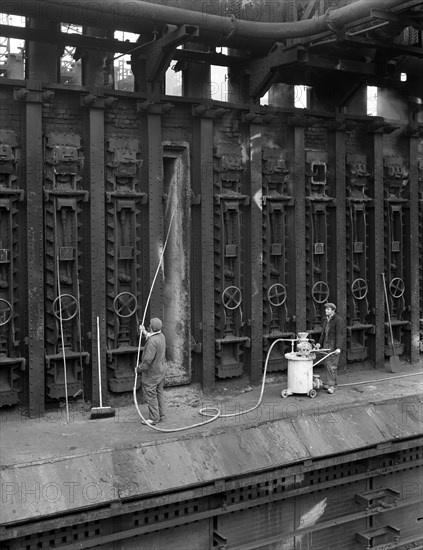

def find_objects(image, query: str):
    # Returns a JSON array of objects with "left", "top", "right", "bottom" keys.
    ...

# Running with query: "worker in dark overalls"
[
  {"left": 317, "top": 303, "right": 345, "bottom": 394},
  {"left": 136, "top": 318, "right": 167, "bottom": 425}
]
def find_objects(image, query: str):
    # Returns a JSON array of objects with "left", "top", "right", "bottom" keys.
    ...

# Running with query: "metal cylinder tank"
[{"left": 284, "top": 352, "right": 316, "bottom": 395}]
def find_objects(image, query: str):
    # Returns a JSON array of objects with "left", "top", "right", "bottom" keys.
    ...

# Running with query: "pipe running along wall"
[{"left": 0, "top": 0, "right": 410, "bottom": 52}]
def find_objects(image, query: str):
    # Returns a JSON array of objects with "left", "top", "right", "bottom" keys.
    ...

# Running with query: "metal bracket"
[
  {"left": 248, "top": 44, "right": 308, "bottom": 101},
  {"left": 137, "top": 101, "right": 174, "bottom": 114},
  {"left": 80, "top": 94, "right": 114, "bottom": 109},
  {"left": 141, "top": 24, "right": 199, "bottom": 84},
  {"left": 192, "top": 105, "right": 229, "bottom": 118},
  {"left": 14, "top": 87, "right": 55, "bottom": 104}
]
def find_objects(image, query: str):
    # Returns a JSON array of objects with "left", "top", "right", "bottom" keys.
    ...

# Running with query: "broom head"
[{"left": 90, "top": 406, "right": 116, "bottom": 419}]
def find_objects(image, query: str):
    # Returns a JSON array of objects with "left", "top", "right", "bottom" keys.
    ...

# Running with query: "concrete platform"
[{"left": 1, "top": 361, "right": 422, "bottom": 527}]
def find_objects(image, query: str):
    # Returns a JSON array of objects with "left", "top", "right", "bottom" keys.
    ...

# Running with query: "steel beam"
[
  {"left": 24, "top": 83, "right": 45, "bottom": 417},
  {"left": 333, "top": 118, "right": 347, "bottom": 365},
  {"left": 336, "top": 35, "right": 423, "bottom": 60},
  {"left": 293, "top": 123, "right": 307, "bottom": 332},
  {"left": 146, "top": 111, "right": 164, "bottom": 322},
  {"left": 193, "top": 114, "right": 215, "bottom": 390},
  {"left": 26, "top": 20, "right": 60, "bottom": 82},
  {"left": 372, "top": 128, "right": 387, "bottom": 368},
  {"left": 83, "top": 100, "right": 106, "bottom": 405},
  {"left": 246, "top": 123, "right": 263, "bottom": 382},
  {"left": 370, "top": 8, "right": 423, "bottom": 29},
  {"left": 144, "top": 24, "right": 199, "bottom": 84},
  {"left": 407, "top": 126, "right": 421, "bottom": 363},
  {"left": 0, "top": 24, "right": 135, "bottom": 53}
]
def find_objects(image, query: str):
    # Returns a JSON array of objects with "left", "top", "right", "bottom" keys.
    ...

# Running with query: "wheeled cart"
[{"left": 281, "top": 352, "right": 319, "bottom": 398}]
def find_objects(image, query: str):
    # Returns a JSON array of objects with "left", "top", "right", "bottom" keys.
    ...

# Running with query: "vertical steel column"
[
  {"left": 24, "top": 22, "right": 57, "bottom": 415},
  {"left": 84, "top": 101, "right": 106, "bottom": 405},
  {"left": 406, "top": 126, "right": 420, "bottom": 363},
  {"left": 26, "top": 20, "right": 60, "bottom": 83},
  {"left": 25, "top": 83, "right": 45, "bottom": 417},
  {"left": 183, "top": 45, "right": 210, "bottom": 98},
  {"left": 334, "top": 122, "right": 347, "bottom": 353},
  {"left": 247, "top": 123, "right": 263, "bottom": 382},
  {"left": 192, "top": 115, "right": 215, "bottom": 391},
  {"left": 372, "top": 130, "right": 385, "bottom": 368},
  {"left": 147, "top": 112, "right": 164, "bottom": 320},
  {"left": 293, "top": 124, "right": 307, "bottom": 332}
]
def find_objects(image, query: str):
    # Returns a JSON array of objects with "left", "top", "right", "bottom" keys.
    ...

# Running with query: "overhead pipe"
[{"left": 0, "top": 0, "right": 412, "bottom": 51}]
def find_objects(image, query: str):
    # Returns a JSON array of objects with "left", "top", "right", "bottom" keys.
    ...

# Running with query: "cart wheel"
[
  {"left": 281, "top": 389, "right": 289, "bottom": 398},
  {"left": 308, "top": 389, "right": 317, "bottom": 398}
]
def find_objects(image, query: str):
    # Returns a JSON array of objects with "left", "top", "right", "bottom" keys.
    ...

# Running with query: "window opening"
[
  {"left": 60, "top": 24, "right": 82, "bottom": 85},
  {"left": 165, "top": 46, "right": 182, "bottom": 96},
  {"left": 294, "top": 85, "right": 309, "bottom": 109},
  {"left": 114, "top": 31, "right": 138, "bottom": 91},
  {"left": 260, "top": 91, "right": 269, "bottom": 106},
  {"left": 367, "top": 85, "right": 378, "bottom": 116},
  {"left": 0, "top": 13, "right": 25, "bottom": 79},
  {"left": 211, "top": 47, "right": 228, "bottom": 102}
]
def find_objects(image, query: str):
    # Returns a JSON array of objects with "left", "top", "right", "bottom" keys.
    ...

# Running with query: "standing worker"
[
  {"left": 317, "top": 303, "right": 345, "bottom": 394},
  {"left": 136, "top": 318, "right": 167, "bottom": 425}
]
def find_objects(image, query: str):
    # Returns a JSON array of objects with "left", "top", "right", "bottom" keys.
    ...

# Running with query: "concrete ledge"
[{"left": 1, "top": 390, "right": 422, "bottom": 525}]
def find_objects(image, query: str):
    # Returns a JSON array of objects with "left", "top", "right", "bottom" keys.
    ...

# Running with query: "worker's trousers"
[
  {"left": 325, "top": 353, "right": 339, "bottom": 387},
  {"left": 142, "top": 376, "right": 165, "bottom": 422}
]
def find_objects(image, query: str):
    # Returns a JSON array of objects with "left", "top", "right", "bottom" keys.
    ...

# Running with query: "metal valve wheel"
[
  {"left": 222, "top": 286, "right": 242, "bottom": 310},
  {"left": 0, "top": 298, "right": 13, "bottom": 326},
  {"left": 312, "top": 281, "right": 330, "bottom": 304},
  {"left": 308, "top": 389, "right": 317, "bottom": 398},
  {"left": 113, "top": 292, "right": 138, "bottom": 318},
  {"left": 267, "top": 283, "right": 287, "bottom": 306},
  {"left": 389, "top": 277, "right": 405, "bottom": 298},
  {"left": 351, "top": 278, "right": 368, "bottom": 300},
  {"left": 52, "top": 294, "right": 78, "bottom": 321}
]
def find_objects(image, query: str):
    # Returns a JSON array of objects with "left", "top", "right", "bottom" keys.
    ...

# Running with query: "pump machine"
[{"left": 281, "top": 332, "right": 330, "bottom": 398}]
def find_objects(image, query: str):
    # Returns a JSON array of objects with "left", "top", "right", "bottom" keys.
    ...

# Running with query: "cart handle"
[{"left": 313, "top": 350, "right": 338, "bottom": 367}]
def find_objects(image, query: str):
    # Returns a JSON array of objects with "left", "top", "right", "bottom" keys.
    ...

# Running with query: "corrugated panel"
[
  {"left": 310, "top": 518, "right": 365, "bottom": 550},
  {"left": 217, "top": 498, "right": 296, "bottom": 548}
]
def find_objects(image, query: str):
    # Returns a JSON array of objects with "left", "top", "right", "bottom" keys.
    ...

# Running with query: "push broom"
[{"left": 90, "top": 316, "right": 115, "bottom": 419}]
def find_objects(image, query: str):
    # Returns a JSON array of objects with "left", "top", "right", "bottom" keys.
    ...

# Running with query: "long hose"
[
  {"left": 133, "top": 317, "right": 340, "bottom": 432},
  {"left": 339, "top": 371, "right": 423, "bottom": 387},
  {"left": 133, "top": 330, "right": 279, "bottom": 432},
  {"left": 135, "top": 318, "right": 422, "bottom": 432},
  {"left": 132, "top": 198, "right": 421, "bottom": 431}
]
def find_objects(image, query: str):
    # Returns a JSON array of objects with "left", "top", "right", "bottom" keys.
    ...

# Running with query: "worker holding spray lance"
[{"left": 135, "top": 318, "right": 167, "bottom": 426}]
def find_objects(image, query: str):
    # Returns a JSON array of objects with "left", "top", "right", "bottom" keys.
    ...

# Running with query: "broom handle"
[
  {"left": 97, "top": 316, "right": 103, "bottom": 408},
  {"left": 381, "top": 273, "right": 396, "bottom": 354}
]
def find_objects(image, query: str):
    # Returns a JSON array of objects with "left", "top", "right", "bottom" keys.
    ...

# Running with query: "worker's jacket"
[
  {"left": 319, "top": 314, "right": 345, "bottom": 351},
  {"left": 138, "top": 331, "right": 167, "bottom": 383}
]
